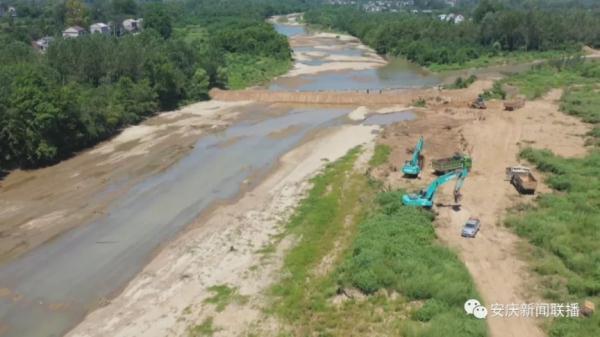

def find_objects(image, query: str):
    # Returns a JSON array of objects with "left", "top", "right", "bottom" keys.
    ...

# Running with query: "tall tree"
[
  {"left": 65, "top": 0, "right": 87, "bottom": 27},
  {"left": 143, "top": 4, "right": 172, "bottom": 39}
]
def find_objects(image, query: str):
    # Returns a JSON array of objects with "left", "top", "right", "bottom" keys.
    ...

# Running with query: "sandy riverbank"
[
  {"left": 66, "top": 124, "right": 379, "bottom": 337},
  {"left": 0, "top": 101, "right": 254, "bottom": 265}
]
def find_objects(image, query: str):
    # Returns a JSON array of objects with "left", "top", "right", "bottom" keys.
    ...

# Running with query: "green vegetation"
[
  {"left": 481, "top": 81, "right": 507, "bottom": 99},
  {"left": 413, "top": 98, "right": 427, "bottom": 107},
  {"left": 504, "top": 60, "right": 600, "bottom": 337},
  {"left": 0, "top": 0, "right": 300, "bottom": 171},
  {"left": 369, "top": 144, "right": 392, "bottom": 167},
  {"left": 489, "top": 58, "right": 600, "bottom": 99},
  {"left": 304, "top": 2, "right": 599, "bottom": 71},
  {"left": 188, "top": 317, "right": 218, "bottom": 337},
  {"left": 270, "top": 148, "right": 485, "bottom": 336},
  {"left": 429, "top": 50, "right": 576, "bottom": 72},
  {"left": 444, "top": 75, "right": 477, "bottom": 89},
  {"left": 225, "top": 54, "right": 291, "bottom": 90},
  {"left": 338, "top": 192, "right": 486, "bottom": 337},
  {"left": 561, "top": 85, "right": 600, "bottom": 146},
  {"left": 204, "top": 285, "right": 248, "bottom": 312},
  {"left": 270, "top": 147, "right": 369, "bottom": 322},
  {"left": 507, "top": 149, "right": 600, "bottom": 337}
]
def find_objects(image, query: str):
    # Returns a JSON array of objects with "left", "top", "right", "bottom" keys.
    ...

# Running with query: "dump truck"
[
  {"left": 504, "top": 99, "right": 525, "bottom": 111},
  {"left": 507, "top": 166, "right": 537, "bottom": 194},
  {"left": 432, "top": 154, "right": 472, "bottom": 174}
]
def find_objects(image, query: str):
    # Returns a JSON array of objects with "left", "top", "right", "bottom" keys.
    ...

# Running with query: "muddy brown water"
[{"left": 0, "top": 22, "right": 429, "bottom": 337}]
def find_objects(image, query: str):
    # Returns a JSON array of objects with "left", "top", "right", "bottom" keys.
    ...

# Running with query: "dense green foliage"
[
  {"left": 270, "top": 147, "right": 485, "bottom": 336},
  {"left": 337, "top": 191, "right": 486, "bottom": 337},
  {"left": 304, "top": 3, "right": 598, "bottom": 69},
  {"left": 499, "top": 58, "right": 600, "bottom": 99},
  {"left": 0, "top": 0, "right": 296, "bottom": 170}
]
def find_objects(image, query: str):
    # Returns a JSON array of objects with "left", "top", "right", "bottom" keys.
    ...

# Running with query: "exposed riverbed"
[{"left": 0, "top": 19, "right": 435, "bottom": 337}]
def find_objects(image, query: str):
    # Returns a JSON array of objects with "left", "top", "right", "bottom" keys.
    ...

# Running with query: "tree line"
[
  {"left": 0, "top": 0, "right": 301, "bottom": 170},
  {"left": 304, "top": 2, "right": 600, "bottom": 67}
]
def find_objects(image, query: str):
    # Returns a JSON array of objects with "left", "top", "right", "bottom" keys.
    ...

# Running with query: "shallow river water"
[{"left": 0, "top": 22, "right": 434, "bottom": 337}]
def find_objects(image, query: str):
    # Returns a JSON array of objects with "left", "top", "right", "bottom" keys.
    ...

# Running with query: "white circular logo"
[
  {"left": 464, "top": 299, "right": 481, "bottom": 314},
  {"left": 473, "top": 305, "right": 488, "bottom": 319}
]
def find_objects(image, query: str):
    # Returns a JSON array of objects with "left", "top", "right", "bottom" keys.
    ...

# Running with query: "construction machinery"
[
  {"left": 402, "top": 167, "right": 469, "bottom": 208},
  {"left": 506, "top": 166, "right": 537, "bottom": 194},
  {"left": 402, "top": 136, "right": 424, "bottom": 177},
  {"left": 470, "top": 95, "right": 486, "bottom": 109},
  {"left": 432, "top": 154, "right": 472, "bottom": 174},
  {"left": 503, "top": 99, "right": 525, "bottom": 111}
]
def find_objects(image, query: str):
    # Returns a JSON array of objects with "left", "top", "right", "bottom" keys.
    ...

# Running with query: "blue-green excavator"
[
  {"left": 402, "top": 136, "right": 424, "bottom": 177},
  {"left": 402, "top": 167, "right": 469, "bottom": 208}
]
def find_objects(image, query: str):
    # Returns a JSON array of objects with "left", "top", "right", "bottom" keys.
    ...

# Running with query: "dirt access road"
[{"left": 376, "top": 85, "right": 590, "bottom": 337}]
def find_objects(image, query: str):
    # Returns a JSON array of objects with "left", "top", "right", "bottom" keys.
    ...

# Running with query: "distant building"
[
  {"left": 33, "top": 36, "right": 54, "bottom": 53},
  {"left": 90, "top": 22, "right": 111, "bottom": 35},
  {"left": 439, "top": 13, "right": 465, "bottom": 24},
  {"left": 0, "top": 5, "right": 17, "bottom": 17},
  {"left": 63, "top": 26, "right": 86, "bottom": 38},
  {"left": 122, "top": 18, "right": 143, "bottom": 33}
]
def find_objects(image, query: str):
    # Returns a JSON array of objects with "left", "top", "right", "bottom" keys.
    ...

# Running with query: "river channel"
[{"left": 0, "top": 21, "right": 439, "bottom": 337}]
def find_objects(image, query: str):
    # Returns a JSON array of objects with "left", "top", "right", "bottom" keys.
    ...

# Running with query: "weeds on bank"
[
  {"left": 444, "top": 75, "right": 477, "bottom": 89},
  {"left": 269, "top": 147, "right": 369, "bottom": 320},
  {"left": 504, "top": 65, "right": 600, "bottom": 337},
  {"left": 413, "top": 98, "right": 427, "bottom": 107},
  {"left": 429, "top": 50, "right": 577, "bottom": 72},
  {"left": 507, "top": 149, "right": 600, "bottom": 337},
  {"left": 498, "top": 57, "right": 600, "bottom": 99},
  {"left": 369, "top": 144, "right": 392, "bottom": 167},
  {"left": 204, "top": 285, "right": 248, "bottom": 312},
  {"left": 188, "top": 317, "right": 218, "bottom": 337},
  {"left": 270, "top": 147, "right": 486, "bottom": 336},
  {"left": 561, "top": 85, "right": 600, "bottom": 146}
]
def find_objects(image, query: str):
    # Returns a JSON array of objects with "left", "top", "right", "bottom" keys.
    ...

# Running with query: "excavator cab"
[{"left": 402, "top": 136, "right": 424, "bottom": 177}]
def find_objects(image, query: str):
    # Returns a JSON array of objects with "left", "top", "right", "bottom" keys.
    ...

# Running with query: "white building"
[
  {"left": 33, "top": 36, "right": 54, "bottom": 53},
  {"left": 63, "top": 26, "right": 86, "bottom": 38},
  {"left": 122, "top": 18, "right": 143, "bottom": 33},
  {"left": 90, "top": 22, "right": 111, "bottom": 35}
]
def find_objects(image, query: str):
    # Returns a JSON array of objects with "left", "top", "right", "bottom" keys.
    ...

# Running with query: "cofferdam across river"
[{"left": 0, "top": 20, "right": 437, "bottom": 337}]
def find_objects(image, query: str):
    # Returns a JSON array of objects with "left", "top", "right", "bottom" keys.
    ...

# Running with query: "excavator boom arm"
[{"left": 423, "top": 168, "right": 469, "bottom": 201}]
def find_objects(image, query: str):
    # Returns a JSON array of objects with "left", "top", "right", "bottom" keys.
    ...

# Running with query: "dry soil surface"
[{"left": 376, "top": 86, "right": 591, "bottom": 337}]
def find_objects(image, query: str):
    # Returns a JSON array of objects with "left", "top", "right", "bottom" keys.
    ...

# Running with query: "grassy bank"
[
  {"left": 504, "top": 62, "right": 599, "bottom": 337},
  {"left": 488, "top": 58, "right": 600, "bottom": 99},
  {"left": 225, "top": 54, "right": 292, "bottom": 89},
  {"left": 430, "top": 51, "right": 577, "bottom": 72},
  {"left": 269, "top": 147, "right": 486, "bottom": 336}
]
